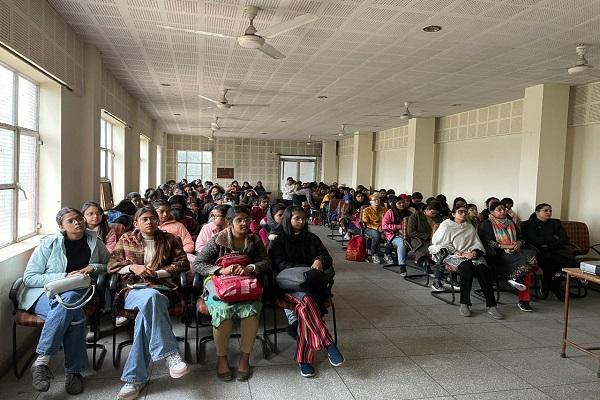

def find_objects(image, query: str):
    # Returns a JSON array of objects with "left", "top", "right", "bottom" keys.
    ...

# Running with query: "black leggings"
[{"left": 458, "top": 261, "right": 497, "bottom": 307}]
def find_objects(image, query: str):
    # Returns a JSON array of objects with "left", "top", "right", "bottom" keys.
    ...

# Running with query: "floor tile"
[
  {"left": 539, "top": 382, "right": 600, "bottom": 400},
  {"left": 454, "top": 388, "right": 552, "bottom": 399},
  {"left": 353, "top": 306, "right": 437, "bottom": 328},
  {"left": 145, "top": 370, "right": 251, "bottom": 400},
  {"left": 502, "top": 319, "right": 599, "bottom": 347},
  {"left": 380, "top": 326, "right": 477, "bottom": 356},
  {"left": 446, "top": 323, "right": 541, "bottom": 351},
  {"left": 332, "top": 328, "right": 405, "bottom": 360}
]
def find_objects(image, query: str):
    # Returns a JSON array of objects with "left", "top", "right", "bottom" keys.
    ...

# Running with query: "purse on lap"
[
  {"left": 211, "top": 253, "right": 263, "bottom": 303},
  {"left": 43, "top": 274, "right": 95, "bottom": 310}
]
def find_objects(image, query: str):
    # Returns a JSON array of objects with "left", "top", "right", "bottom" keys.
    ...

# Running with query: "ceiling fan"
[
  {"left": 202, "top": 128, "right": 216, "bottom": 142},
  {"left": 159, "top": 5, "right": 318, "bottom": 59},
  {"left": 334, "top": 124, "right": 348, "bottom": 137},
  {"left": 400, "top": 102, "right": 413, "bottom": 120},
  {"left": 198, "top": 89, "right": 270, "bottom": 109},
  {"left": 567, "top": 44, "right": 598, "bottom": 75}
]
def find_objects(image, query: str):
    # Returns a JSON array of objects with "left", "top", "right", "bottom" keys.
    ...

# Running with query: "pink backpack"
[{"left": 211, "top": 254, "right": 263, "bottom": 303}]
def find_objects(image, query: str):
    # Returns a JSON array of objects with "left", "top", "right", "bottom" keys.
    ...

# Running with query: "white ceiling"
[{"left": 48, "top": 0, "right": 600, "bottom": 140}]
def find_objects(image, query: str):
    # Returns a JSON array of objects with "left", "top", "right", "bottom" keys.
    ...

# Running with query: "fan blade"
[
  {"left": 256, "top": 14, "right": 319, "bottom": 38},
  {"left": 257, "top": 43, "right": 286, "bottom": 59},
  {"left": 198, "top": 95, "right": 221, "bottom": 105},
  {"left": 157, "top": 25, "right": 237, "bottom": 40},
  {"left": 231, "top": 103, "right": 270, "bottom": 107}
]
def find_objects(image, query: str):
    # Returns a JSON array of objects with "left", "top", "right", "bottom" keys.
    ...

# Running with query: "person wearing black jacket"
[
  {"left": 521, "top": 203, "right": 576, "bottom": 299},
  {"left": 268, "top": 206, "right": 343, "bottom": 378}
]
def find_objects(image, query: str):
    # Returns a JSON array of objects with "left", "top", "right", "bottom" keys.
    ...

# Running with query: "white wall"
[
  {"left": 338, "top": 156, "right": 353, "bottom": 187},
  {"left": 373, "top": 148, "right": 408, "bottom": 192},
  {"left": 435, "top": 134, "right": 523, "bottom": 212}
]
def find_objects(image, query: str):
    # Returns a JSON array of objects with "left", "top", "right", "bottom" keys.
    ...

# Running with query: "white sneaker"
[
  {"left": 508, "top": 279, "right": 527, "bottom": 292},
  {"left": 371, "top": 254, "right": 382, "bottom": 264},
  {"left": 115, "top": 316, "right": 129, "bottom": 327},
  {"left": 343, "top": 233, "right": 351, "bottom": 240},
  {"left": 166, "top": 353, "right": 190, "bottom": 379},
  {"left": 117, "top": 382, "right": 147, "bottom": 400},
  {"left": 338, "top": 227, "right": 344, "bottom": 235}
]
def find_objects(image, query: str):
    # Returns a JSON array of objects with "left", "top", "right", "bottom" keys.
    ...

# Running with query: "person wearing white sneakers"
[{"left": 108, "top": 206, "right": 191, "bottom": 399}]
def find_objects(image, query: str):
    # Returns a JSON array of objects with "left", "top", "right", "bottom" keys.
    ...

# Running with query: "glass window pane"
[
  {"left": 106, "top": 123, "right": 112, "bottom": 149},
  {"left": 100, "top": 149, "right": 106, "bottom": 178},
  {"left": 187, "top": 151, "right": 201, "bottom": 163},
  {"left": 0, "top": 65, "right": 14, "bottom": 125},
  {"left": 281, "top": 161, "right": 298, "bottom": 189},
  {"left": 187, "top": 163, "right": 202, "bottom": 176},
  {"left": 156, "top": 145, "right": 162, "bottom": 184},
  {"left": 18, "top": 76, "right": 37, "bottom": 130},
  {"left": 177, "top": 150, "right": 186, "bottom": 163},
  {"left": 202, "top": 151, "right": 212, "bottom": 164},
  {"left": 0, "top": 128, "right": 15, "bottom": 184},
  {"left": 177, "top": 163, "right": 186, "bottom": 181},
  {"left": 202, "top": 164, "right": 211, "bottom": 181},
  {"left": 18, "top": 134, "right": 36, "bottom": 237},
  {"left": 299, "top": 161, "right": 315, "bottom": 182},
  {"left": 100, "top": 120, "right": 106, "bottom": 148},
  {"left": 0, "top": 189, "right": 14, "bottom": 247}
]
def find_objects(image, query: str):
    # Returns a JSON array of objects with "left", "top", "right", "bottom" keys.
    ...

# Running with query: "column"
[
  {"left": 405, "top": 117, "right": 436, "bottom": 195},
  {"left": 125, "top": 99, "right": 141, "bottom": 194},
  {"left": 517, "top": 83, "right": 570, "bottom": 218},
  {"left": 320, "top": 140, "right": 338, "bottom": 183},
  {"left": 351, "top": 131, "right": 374, "bottom": 189}
]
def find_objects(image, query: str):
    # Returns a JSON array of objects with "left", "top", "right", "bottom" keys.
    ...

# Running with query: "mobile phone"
[{"left": 128, "top": 282, "right": 149, "bottom": 289}]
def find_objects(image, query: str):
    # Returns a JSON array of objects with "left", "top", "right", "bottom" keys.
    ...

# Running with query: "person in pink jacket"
[
  {"left": 195, "top": 204, "right": 231, "bottom": 254},
  {"left": 154, "top": 200, "right": 195, "bottom": 262},
  {"left": 381, "top": 195, "right": 413, "bottom": 274}
]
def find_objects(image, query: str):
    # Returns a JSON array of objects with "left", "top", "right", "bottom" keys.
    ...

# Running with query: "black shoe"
[
  {"left": 31, "top": 364, "right": 53, "bottom": 392},
  {"left": 65, "top": 372, "right": 84, "bottom": 395},
  {"left": 399, "top": 265, "right": 407, "bottom": 276},
  {"left": 286, "top": 321, "right": 299, "bottom": 340},
  {"left": 518, "top": 301, "right": 533, "bottom": 312}
]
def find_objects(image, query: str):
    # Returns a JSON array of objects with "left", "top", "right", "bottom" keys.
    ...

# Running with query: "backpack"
[{"left": 345, "top": 235, "right": 367, "bottom": 262}]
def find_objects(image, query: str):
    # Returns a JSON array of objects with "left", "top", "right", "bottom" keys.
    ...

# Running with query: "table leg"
[{"left": 560, "top": 273, "right": 571, "bottom": 358}]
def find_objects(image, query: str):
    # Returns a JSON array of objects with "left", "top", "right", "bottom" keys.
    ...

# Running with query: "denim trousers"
[
  {"left": 364, "top": 228, "right": 381, "bottom": 254},
  {"left": 389, "top": 237, "right": 407, "bottom": 265},
  {"left": 32, "top": 290, "right": 88, "bottom": 374},
  {"left": 121, "top": 288, "right": 179, "bottom": 383}
]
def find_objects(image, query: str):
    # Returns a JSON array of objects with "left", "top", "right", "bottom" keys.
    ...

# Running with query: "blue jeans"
[
  {"left": 121, "top": 288, "right": 179, "bottom": 383},
  {"left": 390, "top": 237, "right": 407, "bottom": 265},
  {"left": 32, "top": 290, "right": 88, "bottom": 374},
  {"left": 364, "top": 228, "right": 381, "bottom": 254}
]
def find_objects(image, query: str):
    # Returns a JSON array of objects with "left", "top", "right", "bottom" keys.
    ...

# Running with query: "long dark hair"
[
  {"left": 81, "top": 201, "right": 109, "bottom": 242},
  {"left": 133, "top": 206, "right": 173, "bottom": 269},
  {"left": 278, "top": 205, "right": 308, "bottom": 236}
]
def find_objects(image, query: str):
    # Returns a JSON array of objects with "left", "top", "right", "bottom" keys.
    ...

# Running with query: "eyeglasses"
[
  {"left": 63, "top": 216, "right": 85, "bottom": 225},
  {"left": 233, "top": 217, "right": 252, "bottom": 224}
]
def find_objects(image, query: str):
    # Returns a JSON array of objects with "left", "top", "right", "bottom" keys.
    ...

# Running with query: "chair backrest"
[
  {"left": 329, "top": 198, "right": 341, "bottom": 214},
  {"left": 563, "top": 221, "right": 590, "bottom": 254}
]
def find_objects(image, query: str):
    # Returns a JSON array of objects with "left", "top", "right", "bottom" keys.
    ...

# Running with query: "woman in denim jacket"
[{"left": 20, "top": 207, "right": 110, "bottom": 395}]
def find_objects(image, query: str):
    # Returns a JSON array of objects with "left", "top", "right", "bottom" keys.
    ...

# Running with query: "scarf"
[{"left": 489, "top": 215, "right": 517, "bottom": 245}]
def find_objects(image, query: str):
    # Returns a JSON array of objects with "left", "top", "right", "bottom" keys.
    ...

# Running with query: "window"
[
  {"left": 156, "top": 144, "right": 162, "bottom": 185},
  {"left": 0, "top": 63, "right": 39, "bottom": 248},
  {"left": 139, "top": 135, "right": 149, "bottom": 192},
  {"left": 100, "top": 118, "right": 114, "bottom": 183},
  {"left": 279, "top": 156, "right": 316, "bottom": 191},
  {"left": 177, "top": 150, "right": 212, "bottom": 182}
]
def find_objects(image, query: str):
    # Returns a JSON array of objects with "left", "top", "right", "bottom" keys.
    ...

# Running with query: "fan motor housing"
[{"left": 237, "top": 34, "right": 265, "bottom": 49}]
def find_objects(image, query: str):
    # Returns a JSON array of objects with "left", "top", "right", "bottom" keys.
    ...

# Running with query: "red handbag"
[
  {"left": 211, "top": 254, "right": 263, "bottom": 303},
  {"left": 345, "top": 235, "right": 367, "bottom": 262}
]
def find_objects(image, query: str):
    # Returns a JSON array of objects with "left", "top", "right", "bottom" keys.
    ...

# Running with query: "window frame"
[
  {"left": 139, "top": 134, "right": 150, "bottom": 193},
  {"left": 0, "top": 62, "right": 40, "bottom": 249},
  {"left": 176, "top": 150, "right": 212, "bottom": 182},
  {"left": 100, "top": 118, "right": 115, "bottom": 183}
]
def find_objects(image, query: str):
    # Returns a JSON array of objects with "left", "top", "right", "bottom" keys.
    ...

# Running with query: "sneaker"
[
  {"left": 487, "top": 306, "right": 504, "bottom": 320},
  {"left": 326, "top": 343, "right": 345, "bottom": 367},
  {"left": 382, "top": 255, "right": 395, "bottom": 265},
  {"left": 508, "top": 278, "right": 527, "bottom": 292},
  {"left": 399, "top": 265, "right": 407, "bottom": 276},
  {"left": 343, "top": 233, "right": 351, "bottom": 240},
  {"left": 65, "top": 373, "right": 84, "bottom": 395},
  {"left": 443, "top": 281, "right": 461, "bottom": 291},
  {"left": 166, "top": 353, "right": 190, "bottom": 379},
  {"left": 459, "top": 304, "right": 472, "bottom": 317},
  {"left": 117, "top": 382, "right": 147, "bottom": 400},
  {"left": 31, "top": 364, "right": 53, "bottom": 392},
  {"left": 431, "top": 280, "right": 445, "bottom": 292},
  {"left": 286, "top": 321, "right": 299, "bottom": 340},
  {"left": 115, "top": 316, "right": 129, "bottom": 327},
  {"left": 371, "top": 254, "right": 382, "bottom": 264},
  {"left": 518, "top": 301, "right": 533, "bottom": 312},
  {"left": 299, "top": 363, "right": 315, "bottom": 377},
  {"left": 86, "top": 329, "right": 96, "bottom": 343},
  {"left": 338, "top": 227, "right": 344, "bottom": 235}
]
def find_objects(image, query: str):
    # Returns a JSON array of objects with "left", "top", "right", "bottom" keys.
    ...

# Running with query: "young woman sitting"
[
  {"left": 82, "top": 201, "right": 126, "bottom": 253},
  {"left": 478, "top": 201, "right": 537, "bottom": 312},
  {"left": 430, "top": 205, "right": 503, "bottom": 319},
  {"left": 153, "top": 200, "right": 195, "bottom": 262},
  {"left": 108, "top": 206, "right": 190, "bottom": 399},
  {"left": 381, "top": 195, "right": 412, "bottom": 273},
  {"left": 254, "top": 181, "right": 267, "bottom": 194},
  {"left": 407, "top": 200, "right": 443, "bottom": 279},
  {"left": 268, "top": 206, "right": 344, "bottom": 378},
  {"left": 361, "top": 194, "right": 386, "bottom": 264},
  {"left": 195, "top": 204, "right": 231, "bottom": 254},
  {"left": 21, "top": 208, "right": 110, "bottom": 395},
  {"left": 258, "top": 203, "right": 287, "bottom": 248},
  {"left": 250, "top": 195, "right": 270, "bottom": 234},
  {"left": 193, "top": 206, "right": 271, "bottom": 382}
]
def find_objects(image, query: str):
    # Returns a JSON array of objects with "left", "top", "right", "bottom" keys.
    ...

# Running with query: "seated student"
[
  {"left": 240, "top": 189, "right": 259, "bottom": 207},
  {"left": 479, "top": 197, "right": 499, "bottom": 221},
  {"left": 268, "top": 206, "right": 344, "bottom": 378},
  {"left": 254, "top": 181, "right": 267, "bottom": 194},
  {"left": 382, "top": 195, "right": 412, "bottom": 273},
  {"left": 193, "top": 206, "right": 270, "bottom": 382},
  {"left": 108, "top": 206, "right": 190, "bottom": 399},
  {"left": 195, "top": 204, "right": 231, "bottom": 254},
  {"left": 250, "top": 195, "right": 270, "bottom": 233},
  {"left": 353, "top": 191, "right": 369, "bottom": 209},
  {"left": 362, "top": 194, "right": 386, "bottom": 264},
  {"left": 21, "top": 207, "right": 110, "bottom": 395},
  {"left": 466, "top": 203, "right": 479, "bottom": 228},
  {"left": 153, "top": 200, "right": 195, "bottom": 261},
  {"left": 227, "top": 180, "right": 241, "bottom": 193},
  {"left": 127, "top": 192, "right": 144, "bottom": 209},
  {"left": 452, "top": 197, "right": 467, "bottom": 209},
  {"left": 108, "top": 199, "right": 137, "bottom": 232},
  {"left": 430, "top": 204, "right": 503, "bottom": 319},
  {"left": 168, "top": 196, "right": 201, "bottom": 240},
  {"left": 407, "top": 201, "right": 443, "bottom": 285},
  {"left": 339, "top": 193, "right": 362, "bottom": 240},
  {"left": 410, "top": 192, "right": 425, "bottom": 212},
  {"left": 501, "top": 197, "right": 521, "bottom": 225},
  {"left": 436, "top": 194, "right": 451, "bottom": 218},
  {"left": 320, "top": 187, "right": 337, "bottom": 214},
  {"left": 521, "top": 203, "right": 576, "bottom": 300},
  {"left": 259, "top": 203, "right": 286, "bottom": 248},
  {"left": 478, "top": 201, "right": 537, "bottom": 312},
  {"left": 241, "top": 181, "right": 253, "bottom": 191},
  {"left": 82, "top": 201, "right": 126, "bottom": 253}
]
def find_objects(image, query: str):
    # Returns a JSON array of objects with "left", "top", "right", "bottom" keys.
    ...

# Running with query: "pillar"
[
  {"left": 405, "top": 117, "right": 436, "bottom": 195},
  {"left": 320, "top": 140, "right": 338, "bottom": 183},
  {"left": 351, "top": 132, "right": 374, "bottom": 188}
]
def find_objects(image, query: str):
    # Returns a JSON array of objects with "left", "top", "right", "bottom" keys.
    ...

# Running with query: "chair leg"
[
  {"left": 112, "top": 316, "right": 118, "bottom": 367},
  {"left": 12, "top": 323, "right": 38, "bottom": 379},
  {"left": 431, "top": 272, "right": 458, "bottom": 305},
  {"left": 331, "top": 302, "right": 338, "bottom": 345},
  {"left": 89, "top": 314, "right": 106, "bottom": 371}
]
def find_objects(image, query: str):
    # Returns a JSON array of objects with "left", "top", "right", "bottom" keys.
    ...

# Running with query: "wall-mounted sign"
[{"left": 217, "top": 168, "right": 234, "bottom": 179}]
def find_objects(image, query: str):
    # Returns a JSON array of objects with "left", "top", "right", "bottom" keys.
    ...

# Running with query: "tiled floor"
[{"left": 2, "top": 226, "right": 600, "bottom": 399}]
